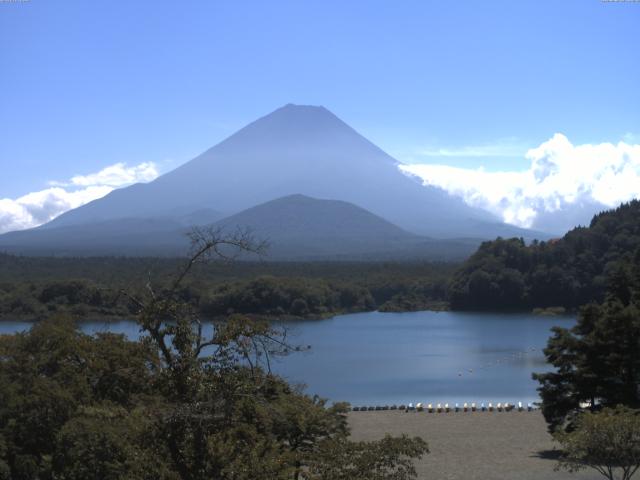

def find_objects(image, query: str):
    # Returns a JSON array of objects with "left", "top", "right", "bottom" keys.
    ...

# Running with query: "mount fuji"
[{"left": 0, "top": 104, "right": 547, "bottom": 258}]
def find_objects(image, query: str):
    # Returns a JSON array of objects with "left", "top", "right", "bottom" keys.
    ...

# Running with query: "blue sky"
[{"left": 0, "top": 0, "right": 639, "bottom": 232}]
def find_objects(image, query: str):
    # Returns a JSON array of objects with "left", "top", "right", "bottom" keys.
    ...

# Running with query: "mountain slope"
[
  {"left": 0, "top": 218, "right": 192, "bottom": 257},
  {"left": 43, "top": 104, "right": 536, "bottom": 239},
  {"left": 215, "top": 193, "right": 414, "bottom": 241},
  {"left": 0, "top": 195, "right": 479, "bottom": 260},
  {"left": 212, "top": 194, "right": 472, "bottom": 260}
]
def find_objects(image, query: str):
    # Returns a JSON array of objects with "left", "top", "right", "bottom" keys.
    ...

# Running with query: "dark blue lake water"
[{"left": 0, "top": 311, "right": 574, "bottom": 406}]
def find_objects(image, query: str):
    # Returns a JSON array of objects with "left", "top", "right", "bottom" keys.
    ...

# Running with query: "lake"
[{"left": 0, "top": 310, "right": 574, "bottom": 406}]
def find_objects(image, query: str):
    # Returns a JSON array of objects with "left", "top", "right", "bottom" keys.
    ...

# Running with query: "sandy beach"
[{"left": 348, "top": 410, "right": 601, "bottom": 480}]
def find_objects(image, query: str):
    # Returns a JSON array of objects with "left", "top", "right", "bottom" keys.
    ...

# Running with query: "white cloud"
[
  {"left": 405, "top": 137, "right": 531, "bottom": 162},
  {"left": 49, "top": 162, "right": 158, "bottom": 187},
  {"left": 401, "top": 134, "right": 640, "bottom": 231},
  {"left": 0, "top": 162, "right": 159, "bottom": 234},
  {"left": 416, "top": 142, "right": 526, "bottom": 158}
]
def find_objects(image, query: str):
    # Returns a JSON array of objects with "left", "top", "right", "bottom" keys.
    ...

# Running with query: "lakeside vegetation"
[
  {"left": 0, "top": 230, "right": 429, "bottom": 480},
  {"left": 2, "top": 201, "right": 640, "bottom": 323},
  {"left": 0, "top": 255, "right": 455, "bottom": 321},
  {"left": 450, "top": 200, "right": 640, "bottom": 311},
  {"left": 2, "top": 204, "right": 640, "bottom": 478},
  {"left": 2, "top": 201, "right": 640, "bottom": 322},
  {"left": 533, "top": 238, "right": 640, "bottom": 430},
  {"left": 531, "top": 231, "right": 640, "bottom": 480}
]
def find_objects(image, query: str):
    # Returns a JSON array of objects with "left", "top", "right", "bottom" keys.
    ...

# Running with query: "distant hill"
[
  {"left": 0, "top": 217, "right": 190, "bottom": 257},
  {"left": 0, "top": 208, "right": 222, "bottom": 256},
  {"left": 449, "top": 200, "right": 640, "bottom": 310},
  {"left": 0, "top": 194, "right": 480, "bottom": 260},
  {"left": 211, "top": 194, "right": 479, "bottom": 260},
  {"left": 0, "top": 104, "right": 550, "bottom": 258},
  {"left": 39, "top": 104, "right": 541, "bottom": 240}
]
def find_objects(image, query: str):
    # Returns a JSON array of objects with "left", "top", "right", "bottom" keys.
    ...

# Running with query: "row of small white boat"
[{"left": 352, "top": 401, "right": 535, "bottom": 412}]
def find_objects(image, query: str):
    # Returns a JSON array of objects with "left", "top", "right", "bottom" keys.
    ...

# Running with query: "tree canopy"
[
  {"left": 0, "top": 254, "right": 455, "bottom": 321},
  {"left": 0, "top": 228, "right": 428, "bottom": 480},
  {"left": 554, "top": 406, "right": 640, "bottom": 480},
  {"left": 450, "top": 200, "right": 640, "bottom": 311},
  {"left": 533, "top": 245, "right": 640, "bottom": 432}
]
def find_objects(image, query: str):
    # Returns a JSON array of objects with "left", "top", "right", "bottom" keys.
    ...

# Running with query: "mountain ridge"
[
  {"left": 2, "top": 104, "right": 550, "bottom": 258},
  {"left": 0, "top": 194, "right": 480, "bottom": 260},
  {"left": 42, "top": 104, "right": 529, "bottom": 238}
]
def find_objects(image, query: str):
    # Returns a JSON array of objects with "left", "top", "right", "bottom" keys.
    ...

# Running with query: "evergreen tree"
[
  {"left": 534, "top": 247, "right": 640, "bottom": 431},
  {"left": 451, "top": 200, "right": 640, "bottom": 311}
]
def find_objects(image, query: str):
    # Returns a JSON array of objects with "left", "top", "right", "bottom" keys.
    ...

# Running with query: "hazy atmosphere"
[
  {"left": 1, "top": 2, "right": 639, "bottom": 480},
  {"left": 1, "top": 1, "right": 639, "bottom": 235}
]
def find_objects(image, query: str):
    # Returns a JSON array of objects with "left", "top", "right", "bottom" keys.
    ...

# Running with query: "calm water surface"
[{"left": 0, "top": 311, "right": 574, "bottom": 405}]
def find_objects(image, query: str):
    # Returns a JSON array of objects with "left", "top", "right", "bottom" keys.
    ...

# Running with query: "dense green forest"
[
  {"left": 534, "top": 247, "right": 640, "bottom": 431},
  {"left": 3, "top": 200, "right": 640, "bottom": 320},
  {"left": 449, "top": 200, "right": 640, "bottom": 311},
  {"left": 0, "top": 255, "right": 454, "bottom": 320},
  {"left": 2, "top": 205, "right": 640, "bottom": 477},
  {"left": 0, "top": 231, "right": 428, "bottom": 479}
]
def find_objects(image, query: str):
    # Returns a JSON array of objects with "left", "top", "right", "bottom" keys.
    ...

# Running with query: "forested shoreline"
[
  {"left": 0, "top": 255, "right": 454, "bottom": 321},
  {"left": 3, "top": 200, "right": 640, "bottom": 321},
  {"left": 450, "top": 200, "right": 640, "bottom": 311},
  {"left": 2, "top": 204, "right": 640, "bottom": 479},
  {"left": 0, "top": 231, "right": 429, "bottom": 479}
]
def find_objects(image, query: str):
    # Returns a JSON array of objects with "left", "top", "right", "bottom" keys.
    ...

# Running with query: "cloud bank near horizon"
[
  {"left": 2, "top": 134, "right": 639, "bottom": 238},
  {"left": 401, "top": 134, "right": 640, "bottom": 232},
  {"left": 0, "top": 162, "right": 158, "bottom": 234}
]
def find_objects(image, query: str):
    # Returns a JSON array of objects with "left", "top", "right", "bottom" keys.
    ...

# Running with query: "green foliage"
[
  {"left": 0, "top": 434, "right": 9, "bottom": 480},
  {"left": 554, "top": 406, "right": 640, "bottom": 480},
  {"left": 0, "top": 315, "right": 428, "bottom": 480},
  {"left": 0, "top": 231, "right": 429, "bottom": 480},
  {"left": 202, "top": 276, "right": 375, "bottom": 317},
  {"left": 534, "top": 247, "right": 640, "bottom": 431},
  {"left": 0, "top": 316, "right": 160, "bottom": 479},
  {"left": 377, "top": 279, "right": 449, "bottom": 312},
  {"left": 0, "top": 256, "right": 456, "bottom": 320},
  {"left": 450, "top": 200, "right": 640, "bottom": 310},
  {"left": 53, "top": 405, "right": 175, "bottom": 480},
  {"left": 0, "top": 279, "right": 136, "bottom": 319},
  {"left": 310, "top": 435, "right": 428, "bottom": 480}
]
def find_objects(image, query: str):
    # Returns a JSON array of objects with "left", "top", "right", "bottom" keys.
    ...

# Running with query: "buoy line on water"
[
  {"left": 457, "top": 346, "right": 538, "bottom": 378},
  {"left": 351, "top": 347, "right": 542, "bottom": 415}
]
